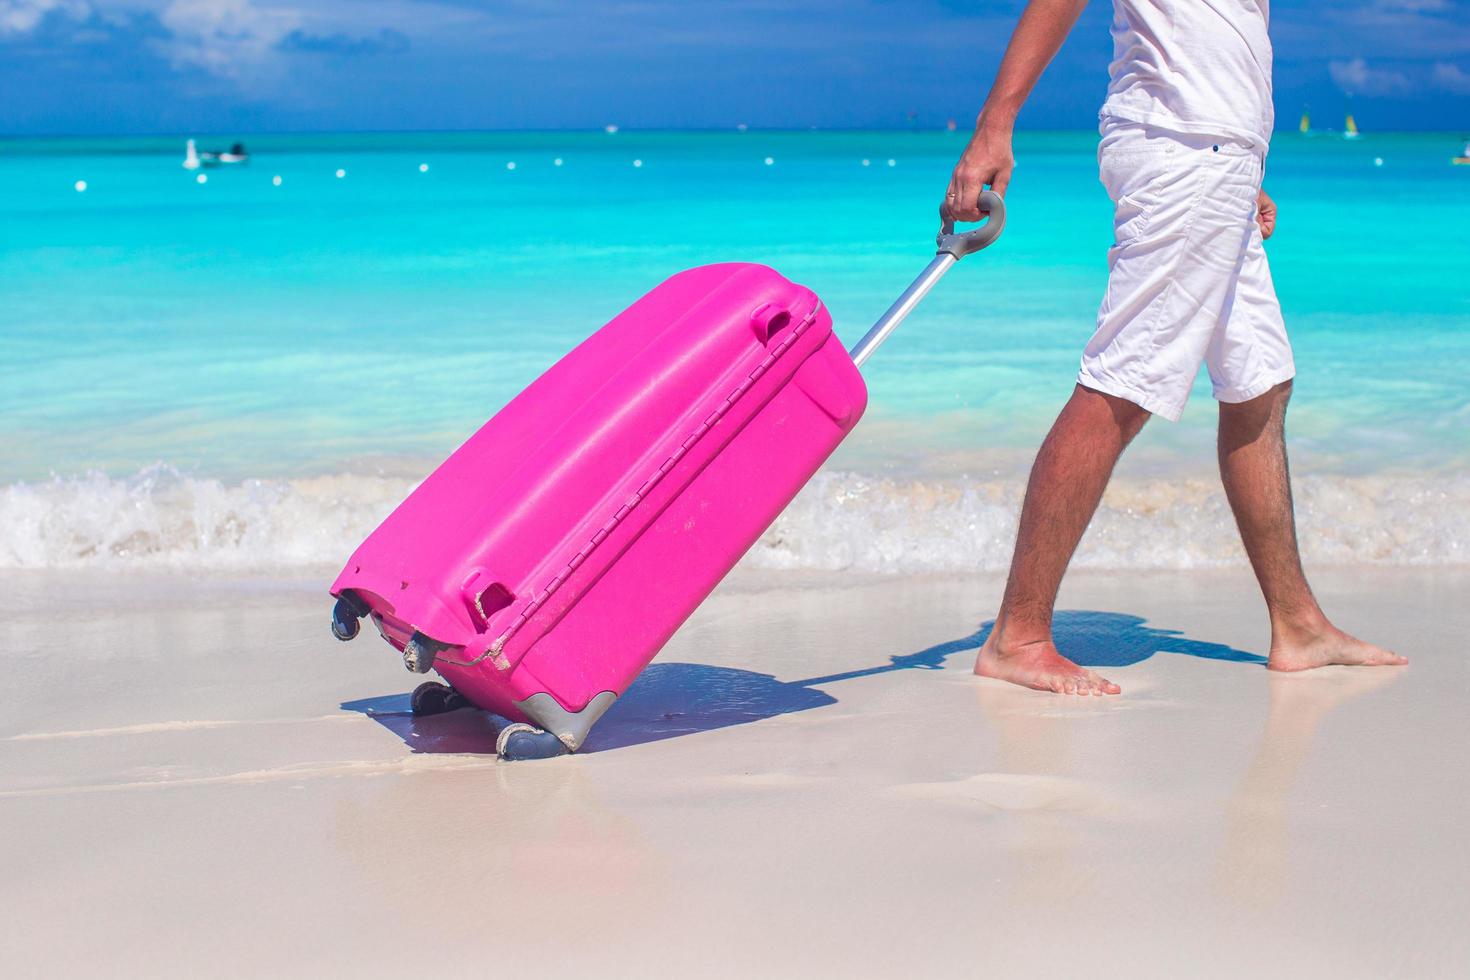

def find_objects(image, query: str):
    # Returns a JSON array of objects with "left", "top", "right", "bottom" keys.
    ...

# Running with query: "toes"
[
  {"left": 1032, "top": 671, "right": 1124, "bottom": 695},
  {"left": 1362, "top": 644, "right": 1406, "bottom": 666}
]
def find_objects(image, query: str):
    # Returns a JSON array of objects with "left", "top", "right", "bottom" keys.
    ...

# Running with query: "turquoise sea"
[{"left": 2, "top": 130, "right": 1467, "bottom": 570}]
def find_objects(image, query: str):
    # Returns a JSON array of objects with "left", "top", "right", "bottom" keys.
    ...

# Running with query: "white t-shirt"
[{"left": 1101, "top": 1, "right": 1274, "bottom": 148}]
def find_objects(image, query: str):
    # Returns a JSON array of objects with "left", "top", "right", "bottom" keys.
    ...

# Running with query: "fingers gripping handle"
[{"left": 937, "top": 190, "right": 1005, "bottom": 259}]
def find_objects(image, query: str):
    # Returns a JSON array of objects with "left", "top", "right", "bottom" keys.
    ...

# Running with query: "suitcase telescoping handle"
[{"left": 848, "top": 189, "right": 1006, "bottom": 369}]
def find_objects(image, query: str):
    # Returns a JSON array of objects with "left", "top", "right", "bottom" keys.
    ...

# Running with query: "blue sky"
[{"left": 2, "top": 1, "right": 1467, "bottom": 135}]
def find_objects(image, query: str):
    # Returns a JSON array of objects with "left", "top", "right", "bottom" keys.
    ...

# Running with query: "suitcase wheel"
[
  {"left": 330, "top": 595, "right": 365, "bottom": 641},
  {"left": 410, "top": 681, "right": 469, "bottom": 717},
  {"left": 496, "top": 723, "right": 571, "bottom": 762},
  {"left": 402, "top": 632, "right": 446, "bottom": 673}
]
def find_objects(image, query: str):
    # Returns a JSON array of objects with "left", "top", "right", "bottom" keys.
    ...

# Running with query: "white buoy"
[
  {"left": 418, "top": 163, "right": 429, "bottom": 173},
  {"left": 861, "top": 159, "right": 870, "bottom": 167},
  {"left": 506, "top": 161, "right": 516, "bottom": 170},
  {"left": 553, "top": 158, "right": 563, "bottom": 167},
  {"left": 764, "top": 156, "right": 774, "bottom": 166},
  {"left": 335, "top": 168, "right": 346, "bottom": 179},
  {"left": 196, "top": 173, "right": 208, "bottom": 184},
  {"left": 1374, "top": 157, "right": 1384, "bottom": 167},
  {"left": 633, "top": 158, "right": 643, "bottom": 168},
  {"left": 74, "top": 179, "right": 88, "bottom": 192},
  {"left": 272, "top": 175, "right": 283, "bottom": 186},
  {"left": 887, "top": 158, "right": 896, "bottom": 167}
]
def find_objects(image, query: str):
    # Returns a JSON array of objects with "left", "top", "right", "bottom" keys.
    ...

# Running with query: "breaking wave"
[{"left": 1, "top": 465, "right": 1466, "bottom": 572}]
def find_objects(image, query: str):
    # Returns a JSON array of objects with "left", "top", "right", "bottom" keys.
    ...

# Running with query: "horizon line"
[{"left": 6, "top": 125, "right": 1469, "bottom": 142}]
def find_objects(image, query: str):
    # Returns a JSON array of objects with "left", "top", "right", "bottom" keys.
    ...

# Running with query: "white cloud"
[
  {"left": 1328, "top": 56, "right": 1413, "bottom": 95},
  {"left": 153, "top": 0, "right": 300, "bottom": 77},
  {"left": 1433, "top": 61, "right": 1470, "bottom": 94},
  {"left": 0, "top": 0, "right": 89, "bottom": 35},
  {"left": 3, "top": 0, "right": 456, "bottom": 80},
  {"left": 1373, "top": 0, "right": 1449, "bottom": 11}
]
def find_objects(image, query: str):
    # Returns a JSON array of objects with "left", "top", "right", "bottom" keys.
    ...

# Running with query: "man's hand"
[
  {"left": 938, "top": 0, "right": 1089, "bottom": 222},
  {"left": 1256, "top": 189, "right": 1276, "bottom": 240},
  {"left": 943, "top": 124, "right": 1013, "bottom": 222}
]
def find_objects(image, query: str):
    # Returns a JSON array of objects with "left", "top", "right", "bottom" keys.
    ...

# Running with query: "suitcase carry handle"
[
  {"left": 937, "top": 189, "right": 1006, "bottom": 258},
  {"left": 849, "top": 190, "right": 1006, "bottom": 368}
]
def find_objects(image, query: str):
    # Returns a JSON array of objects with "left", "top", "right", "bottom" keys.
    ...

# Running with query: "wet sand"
[{"left": 1, "top": 566, "right": 1465, "bottom": 977}]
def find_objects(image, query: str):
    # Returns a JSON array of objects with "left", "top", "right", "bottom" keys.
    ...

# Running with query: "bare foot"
[
  {"left": 975, "top": 634, "right": 1121, "bottom": 695},
  {"left": 1267, "top": 623, "right": 1407, "bottom": 672}
]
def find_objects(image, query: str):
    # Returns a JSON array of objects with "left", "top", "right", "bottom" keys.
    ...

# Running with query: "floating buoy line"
[{"left": 70, "top": 153, "right": 918, "bottom": 194}]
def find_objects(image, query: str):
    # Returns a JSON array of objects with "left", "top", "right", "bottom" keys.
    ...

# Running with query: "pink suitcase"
[{"left": 329, "top": 196, "right": 1003, "bottom": 759}]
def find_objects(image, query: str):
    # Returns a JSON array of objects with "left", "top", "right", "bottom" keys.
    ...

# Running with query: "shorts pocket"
[{"left": 1100, "top": 148, "right": 1173, "bottom": 249}]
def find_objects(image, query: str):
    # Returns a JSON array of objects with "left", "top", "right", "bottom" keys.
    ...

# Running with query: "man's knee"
[
  {"left": 1218, "top": 379, "right": 1292, "bottom": 448},
  {"left": 1072, "top": 383, "right": 1152, "bottom": 439}
]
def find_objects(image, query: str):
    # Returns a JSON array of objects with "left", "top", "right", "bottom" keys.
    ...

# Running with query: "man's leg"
[
  {"left": 1217, "top": 381, "right": 1406, "bottom": 670},
  {"left": 975, "top": 384, "right": 1149, "bottom": 695}
]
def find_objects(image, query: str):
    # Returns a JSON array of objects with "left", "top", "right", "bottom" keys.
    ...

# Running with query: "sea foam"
[{"left": 1, "top": 466, "right": 1465, "bottom": 572}]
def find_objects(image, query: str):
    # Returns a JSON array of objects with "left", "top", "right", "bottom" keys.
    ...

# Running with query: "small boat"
[
  {"left": 1344, "top": 113, "right": 1362, "bottom": 140},
  {"left": 1454, "top": 140, "right": 1470, "bottom": 165},
  {"left": 182, "top": 139, "right": 249, "bottom": 169}
]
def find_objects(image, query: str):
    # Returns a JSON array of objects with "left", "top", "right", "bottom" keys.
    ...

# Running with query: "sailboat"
[
  {"left": 182, "top": 138, "right": 249, "bottom": 169},
  {"left": 1298, "top": 107, "right": 1313, "bottom": 137},
  {"left": 1344, "top": 113, "right": 1362, "bottom": 140}
]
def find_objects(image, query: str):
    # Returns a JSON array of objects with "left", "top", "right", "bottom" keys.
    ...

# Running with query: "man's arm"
[{"left": 943, "top": 0, "right": 1090, "bottom": 221}]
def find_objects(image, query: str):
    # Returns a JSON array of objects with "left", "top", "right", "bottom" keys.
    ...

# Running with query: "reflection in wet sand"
[
  {"left": 1218, "top": 667, "right": 1404, "bottom": 905},
  {"left": 972, "top": 679, "right": 1118, "bottom": 908},
  {"left": 333, "top": 759, "right": 664, "bottom": 936}
]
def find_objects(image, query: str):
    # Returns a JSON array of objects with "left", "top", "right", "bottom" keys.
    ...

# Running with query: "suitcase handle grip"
[
  {"left": 936, "top": 190, "right": 1005, "bottom": 259},
  {"left": 849, "top": 191, "right": 1006, "bottom": 369}
]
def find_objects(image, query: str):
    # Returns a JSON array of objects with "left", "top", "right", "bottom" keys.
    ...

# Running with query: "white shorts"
[{"left": 1078, "top": 119, "right": 1295, "bottom": 421}]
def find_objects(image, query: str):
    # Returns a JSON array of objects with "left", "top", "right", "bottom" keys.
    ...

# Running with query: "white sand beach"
[{"left": 1, "top": 565, "right": 1465, "bottom": 977}]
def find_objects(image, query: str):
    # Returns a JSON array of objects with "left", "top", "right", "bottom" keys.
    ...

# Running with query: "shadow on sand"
[
  {"left": 342, "top": 610, "right": 1262, "bottom": 755},
  {"left": 1020, "top": 610, "right": 1263, "bottom": 669}
]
